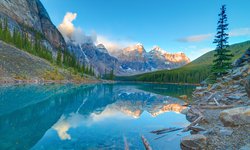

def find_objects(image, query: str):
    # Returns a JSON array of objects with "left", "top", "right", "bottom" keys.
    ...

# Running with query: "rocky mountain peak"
[
  {"left": 123, "top": 43, "right": 146, "bottom": 55},
  {"left": 97, "top": 44, "right": 106, "bottom": 49},
  {"left": 0, "top": 0, "right": 66, "bottom": 50}
]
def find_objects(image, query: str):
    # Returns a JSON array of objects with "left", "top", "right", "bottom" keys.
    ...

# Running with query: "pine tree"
[
  {"left": 56, "top": 50, "right": 62, "bottom": 66},
  {"left": 212, "top": 5, "right": 233, "bottom": 77},
  {"left": 0, "top": 20, "right": 3, "bottom": 40},
  {"left": 109, "top": 69, "right": 114, "bottom": 80}
]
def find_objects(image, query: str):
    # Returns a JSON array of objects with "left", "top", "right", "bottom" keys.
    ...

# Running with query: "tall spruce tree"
[{"left": 212, "top": 5, "right": 233, "bottom": 77}]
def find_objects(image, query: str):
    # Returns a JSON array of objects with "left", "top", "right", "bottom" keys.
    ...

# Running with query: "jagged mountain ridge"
[{"left": 66, "top": 41, "right": 190, "bottom": 75}]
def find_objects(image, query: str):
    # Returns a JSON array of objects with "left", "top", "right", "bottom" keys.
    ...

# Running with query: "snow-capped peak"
[
  {"left": 136, "top": 43, "right": 143, "bottom": 47},
  {"left": 151, "top": 46, "right": 167, "bottom": 54}
]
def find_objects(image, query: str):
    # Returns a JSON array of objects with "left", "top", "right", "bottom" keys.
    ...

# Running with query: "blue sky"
[{"left": 40, "top": 0, "right": 250, "bottom": 60}]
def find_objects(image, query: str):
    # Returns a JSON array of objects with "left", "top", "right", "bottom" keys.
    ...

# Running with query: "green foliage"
[
  {"left": 117, "top": 41, "right": 250, "bottom": 84},
  {"left": 102, "top": 69, "right": 114, "bottom": 80},
  {"left": 56, "top": 50, "right": 62, "bottom": 66},
  {"left": 212, "top": 5, "right": 233, "bottom": 77},
  {"left": 0, "top": 18, "right": 53, "bottom": 63}
]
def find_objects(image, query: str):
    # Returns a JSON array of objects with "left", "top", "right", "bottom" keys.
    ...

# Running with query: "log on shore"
[{"left": 182, "top": 116, "right": 204, "bottom": 132}]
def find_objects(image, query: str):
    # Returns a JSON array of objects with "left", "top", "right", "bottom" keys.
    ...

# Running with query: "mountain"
[
  {"left": 66, "top": 41, "right": 190, "bottom": 75},
  {"left": 67, "top": 42, "right": 120, "bottom": 75},
  {"left": 117, "top": 40, "right": 250, "bottom": 83},
  {"left": 148, "top": 46, "right": 190, "bottom": 70},
  {"left": 107, "top": 43, "right": 190, "bottom": 75},
  {"left": 0, "top": 0, "right": 66, "bottom": 52}
]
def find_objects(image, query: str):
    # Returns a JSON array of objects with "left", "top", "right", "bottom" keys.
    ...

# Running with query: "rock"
[
  {"left": 245, "top": 75, "right": 250, "bottom": 98},
  {"left": 219, "top": 106, "right": 250, "bottom": 127},
  {"left": 219, "top": 128, "right": 233, "bottom": 136},
  {"left": 240, "top": 144, "right": 250, "bottom": 150},
  {"left": 0, "top": 0, "right": 66, "bottom": 50},
  {"left": 180, "top": 134, "right": 207, "bottom": 150},
  {"left": 232, "top": 71, "right": 242, "bottom": 80},
  {"left": 227, "top": 95, "right": 241, "bottom": 100},
  {"left": 181, "top": 108, "right": 189, "bottom": 115},
  {"left": 179, "top": 95, "right": 188, "bottom": 100}
]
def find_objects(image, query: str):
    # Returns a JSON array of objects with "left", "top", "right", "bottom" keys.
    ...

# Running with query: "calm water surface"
[{"left": 0, "top": 83, "right": 195, "bottom": 150}]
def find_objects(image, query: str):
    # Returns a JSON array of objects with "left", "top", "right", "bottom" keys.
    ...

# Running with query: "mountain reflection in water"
[{"left": 0, "top": 83, "right": 195, "bottom": 150}]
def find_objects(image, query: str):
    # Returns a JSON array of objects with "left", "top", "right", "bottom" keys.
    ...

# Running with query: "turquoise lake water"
[{"left": 0, "top": 83, "right": 195, "bottom": 150}]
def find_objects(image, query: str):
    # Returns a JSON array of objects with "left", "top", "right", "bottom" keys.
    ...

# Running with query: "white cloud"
[
  {"left": 58, "top": 12, "right": 136, "bottom": 51},
  {"left": 58, "top": 12, "right": 96, "bottom": 44},
  {"left": 58, "top": 12, "right": 77, "bottom": 40},
  {"left": 96, "top": 35, "right": 137, "bottom": 52},
  {"left": 177, "top": 33, "right": 213, "bottom": 43},
  {"left": 229, "top": 28, "right": 250, "bottom": 37},
  {"left": 177, "top": 27, "right": 250, "bottom": 43}
]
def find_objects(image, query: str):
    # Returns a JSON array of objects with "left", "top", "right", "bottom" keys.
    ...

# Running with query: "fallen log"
[
  {"left": 141, "top": 136, "right": 152, "bottom": 150},
  {"left": 200, "top": 105, "right": 234, "bottom": 109},
  {"left": 182, "top": 116, "right": 203, "bottom": 132},
  {"left": 213, "top": 98, "right": 220, "bottom": 106}
]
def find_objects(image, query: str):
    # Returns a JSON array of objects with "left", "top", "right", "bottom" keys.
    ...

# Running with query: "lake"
[{"left": 0, "top": 83, "right": 195, "bottom": 150}]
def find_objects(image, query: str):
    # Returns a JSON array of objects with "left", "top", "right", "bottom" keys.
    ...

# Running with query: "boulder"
[
  {"left": 219, "top": 106, "right": 250, "bottom": 127},
  {"left": 180, "top": 134, "right": 207, "bottom": 150},
  {"left": 245, "top": 75, "right": 250, "bottom": 98}
]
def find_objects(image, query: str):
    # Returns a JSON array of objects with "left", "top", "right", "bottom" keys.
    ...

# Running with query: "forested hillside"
[{"left": 116, "top": 41, "right": 250, "bottom": 83}]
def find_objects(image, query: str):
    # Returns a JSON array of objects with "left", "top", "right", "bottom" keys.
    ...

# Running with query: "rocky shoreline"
[
  {"left": 0, "top": 77, "right": 116, "bottom": 85},
  {"left": 180, "top": 63, "right": 250, "bottom": 149}
]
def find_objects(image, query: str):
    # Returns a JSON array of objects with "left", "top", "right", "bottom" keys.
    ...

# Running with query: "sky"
[{"left": 40, "top": 0, "right": 250, "bottom": 60}]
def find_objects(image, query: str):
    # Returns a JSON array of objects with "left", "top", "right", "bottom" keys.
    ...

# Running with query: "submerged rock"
[
  {"left": 180, "top": 134, "right": 207, "bottom": 150},
  {"left": 219, "top": 106, "right": 250, "bottom": 127}
]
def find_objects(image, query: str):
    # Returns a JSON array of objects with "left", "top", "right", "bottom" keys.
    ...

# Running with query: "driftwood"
[
  {"left": 150, "top": 127, "right": 183, "bottom": 135},
  {"left": 182, "top": 116, "right": 204, "bottom": 132},
  {"left": 200, "top": 105, "right": 234, "bottom": 109},
  {"left": 141, "top": 136, "right": 152, "bottom": 150},
  {"left": 213, "top": 98, "right": 220, "bottom": 106},
  {"left": 206, "top": 91, "right": 217, "bottom": 101}
]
